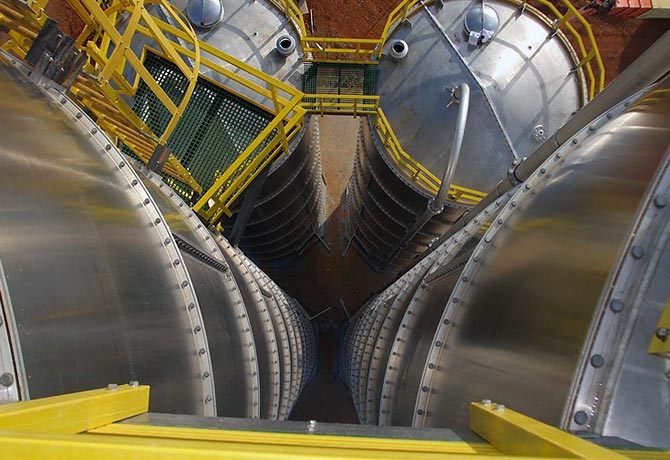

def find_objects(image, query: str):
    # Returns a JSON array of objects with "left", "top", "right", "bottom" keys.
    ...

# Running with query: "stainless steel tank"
[
  {"left": 344, "top": 77, "right": 670, "bottom": 448},
  {"left": 346, "top": 0, "right": 587, "bottom": 271},
  {"left": 122, "top": 0, "right": 325, "bottom": 263},
  {"left": 0, "top": 54, "right": 315, "bottom": 419},
  {"left": 217, "top": 116, "right": 325, "bottom": 262}
]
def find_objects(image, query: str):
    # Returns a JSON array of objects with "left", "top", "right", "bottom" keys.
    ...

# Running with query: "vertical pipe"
[
  {"left": 430, "top": 83, "right": 470, "bottom": 213},
  {"left": 424, "top": 30, "right": 670, "bottom": 255},
  {"left": 384, "top": 83, "right": 471, "bottom": 267}
]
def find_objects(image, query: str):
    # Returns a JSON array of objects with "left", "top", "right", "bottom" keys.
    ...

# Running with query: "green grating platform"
[
  {"left": 124, "top": 51, "right": 276, "bottom": 205},
  {"left": 302, "top": 62, "right": 378, "bottom": 96}
]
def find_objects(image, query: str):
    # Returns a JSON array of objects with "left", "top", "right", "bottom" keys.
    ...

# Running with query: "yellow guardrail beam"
[
  {"left": 375, "top": 107, "right": 486, "bottom": 205},
  {"left": 268, "top": 0, "right": 603, "bottom": 98},
  {"left": 91, "top": 423, "right": 500, "bottom": 455},
  {"left": 193, "top": 92, "right": 305, "bottom": 222},
  {"left": 0, "top": 384, "right": 149, "bottom": 435},
  {"left": 0, "top": 388, "right": 662, "bottom": 460},
  {"left": 516, "top": 0, "right": 604, "bottom": 100},
  {"left": 470, "top": 402, "right": 630, "bottom": 460},
  {"left": 302, "top": 94, "right": 380, "bottom": 116}
]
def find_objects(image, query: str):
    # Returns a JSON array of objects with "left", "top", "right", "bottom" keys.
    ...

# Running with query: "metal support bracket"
[
  {"left": 506, "top": 157, "right": 526, "bottom": 186},
  {"left": 147, "top": 144, "right": 172, "bottom": 174},
  {"left": 228, "top": 166, "right": 271, "bottom": 247}
]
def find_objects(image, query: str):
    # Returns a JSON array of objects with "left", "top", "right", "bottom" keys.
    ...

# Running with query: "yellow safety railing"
[
  {"left": 1, "top": 0, "right": 306, "bottom": 217},
  {"left": 302, "top": 94, "right": 380, "bottom": 116},
  {"left": 0, "top": 386, "right": 654, "bottom": 459},
  {"left": 377, "top": 0, "right": 426, "bottom": 58},
  {"left": 271, "top": 0, "right": 307, "bottom": 37},
  {"left": 0, "top": 0, "right": 205, "bottom": 191},
  {"left": 375, "top": 108, "right": 486, "bottom": 205},
  {"left": 299, "top": 95, "right": 484, "bottom": 205},
  {"left": 518, "top": 0, "right": 605, "bottom": 100},
  {"left": 271, "top": 0, "right": 603, "bottom": 99},
  {"left": 193, "top": 94, "right": 306, "bottom": 222},
  {"left": 301, "top": 37, "right": 383, "bottom": 64}
]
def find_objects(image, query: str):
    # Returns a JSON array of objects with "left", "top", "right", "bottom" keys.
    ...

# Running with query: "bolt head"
[
  {"left": 0, "top": 373, "right": 14, "bottom": 387},
  {"left": 574, "top": 410, "right": 588, "bottom": 425},
  {"left": 609, "top": 299, "right": 624, "bottom": 313},
  {"left": 654, "top": 195, "right": 667, "bottom": 209},
  {"left": 656, "top": 327, "right": 669, "bottom": 341},
  {"left": 590, "top": 354, "right": 605, "bottom": 368},
  {"left": 631, "top": 245, "right": 645, "bottom": 259},
  {"left": 129, "top": 381, "right": 139, "bottom": 387}
]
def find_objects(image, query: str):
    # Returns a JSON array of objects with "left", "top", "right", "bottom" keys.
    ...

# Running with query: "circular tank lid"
[
  {"left": 186, "top": 0, "right": 224, "bottom": 29},
  {"left": 464, "top": 4, "right": 500, "bottom": 35}
]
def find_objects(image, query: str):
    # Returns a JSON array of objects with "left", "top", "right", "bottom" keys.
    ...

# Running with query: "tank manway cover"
[
  {"left": 464, "top": 4, "right": 500, "bottom": 40},
  {"left": 186, "top": 0, "right": 224, "bottom": 28}
]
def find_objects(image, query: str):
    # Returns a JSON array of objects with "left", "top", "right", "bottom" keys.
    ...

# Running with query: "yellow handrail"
[
  {"left": 302, "top": 94, "right": 380, "bottom": 117},
  {"left": 377, "top": 0, "right": 426, "bottom": 57},
  {"left": 193, "top": 93, "right": 306, "bottom": 221},
  {"left": 518, "top": 0, "right": 605, "bottom": 99},
  {"left": 375, "top": 108, "right": 486, "bottom": 205},
  {"left": 301, "top": 37, "right": 383, "bottom": 63},
  {"left": 270, "top": 0, "right": 603, "bottom": 99},
  {"left": 1, "top": 0, "right": 307, "bottom": 211}
]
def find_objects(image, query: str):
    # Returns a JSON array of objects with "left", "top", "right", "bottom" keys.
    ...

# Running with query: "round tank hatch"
[
  {"left": 276, "top": 35, "right": 297, "bottom": 57},
  {"left": 388, "top": 39, "right": 409, "bottom": 61},
  {"left": 464, "top": 4, "right": 500, "bottom": 36},
  {"left": 186, "top": 0, "right": 224, "bottom": 29}
]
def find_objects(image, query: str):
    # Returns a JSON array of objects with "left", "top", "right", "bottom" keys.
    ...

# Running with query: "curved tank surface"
[
  {"left": 0, "top": 55, "right": 315, "bottom": 420},
  {"left": 346, "top": 0, "right": 588, "bottom": 271},
  {"left": 123, "top": 0, "right": 324, "bottom": 263},
  {"left": 343, "top": 77, "right": 670, "bottom": 449}
]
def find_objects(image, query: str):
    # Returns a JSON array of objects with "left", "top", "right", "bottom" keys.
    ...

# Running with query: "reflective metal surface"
[
  {"left": 346, "top": 120, "right": 466, "bottom": 270},
  {"left": 348, "top": 0, "right": 585, "bottom": 270},
  {"left": 220, "top": 116, "right": 326, "bottom": 263},
  {"left": 377, "top": 0, "right": 582, "bottom": 189},
  {"left": 0, "top": 55, "right": 316, "bottom": 420},
  {"left": 137, "top": 166, "right": 259, "bottom": 419},
  {"left": 415, "top": 83, "right": 670, "bottom": 438},
  {"left": 464, "top": 4, "right": 500, "bottom": 36},
  {"left": 186, "top": 0, "right": 224, "bottom": 29},
  {"left": 219, "top": 241, "right": 280, "bottom": 419},
  {"left": 126, "top": 1, "right": 323, "bottom": 264},
  {"left": 344, "top": 192, "right": 512, "bottom": 425},
  {"left": 345, "top": 79, "right": 670, "bottom": 449},
  {"left": 168, "top": 0, "right": 303, "bottom": 88},
  {"left": 0, "top": 57, "right": 211, "bottom": 415}
]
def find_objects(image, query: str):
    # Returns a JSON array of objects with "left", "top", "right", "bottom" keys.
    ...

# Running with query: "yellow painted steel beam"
[
  {"left": 192, "top": 93, "right": 304, "bottom": 221},
  {"left": 0, "top": 431, "right": 523, "bottom": 460},
  {"left": 91, "top": 423, "right": 500, "bottom": 456},
  {"left": 648, "top": 299, "right": 669, "bottom": 355},
  {"left": 0, "top": 384, "right": 149, "bottom": 434},
  {"left": 470, "top": 402, "right": 629, "bottom": 460},
  {"left": 141, "top": 14, "right": 301, "bottom": 98}
]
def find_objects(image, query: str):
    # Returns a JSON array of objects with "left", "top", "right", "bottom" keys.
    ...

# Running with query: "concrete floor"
[{"left": 260, "top": 115, "right": 396, "bottom": 423}]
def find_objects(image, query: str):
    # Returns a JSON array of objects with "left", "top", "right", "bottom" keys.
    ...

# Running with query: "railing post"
[
  {"left": 270, "top": 85, "right": 290, "bottom": 154},
  {"left": 400, "top": 1, "right": 410, "bottom": 22}
]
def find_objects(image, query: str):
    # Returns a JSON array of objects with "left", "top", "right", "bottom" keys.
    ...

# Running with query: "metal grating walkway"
[
  {"left": 124, "top": 51, "right": 275, "bottom": 204},
  {"left": 303, "top": 62, "right": 378, "bottom": 96}
]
